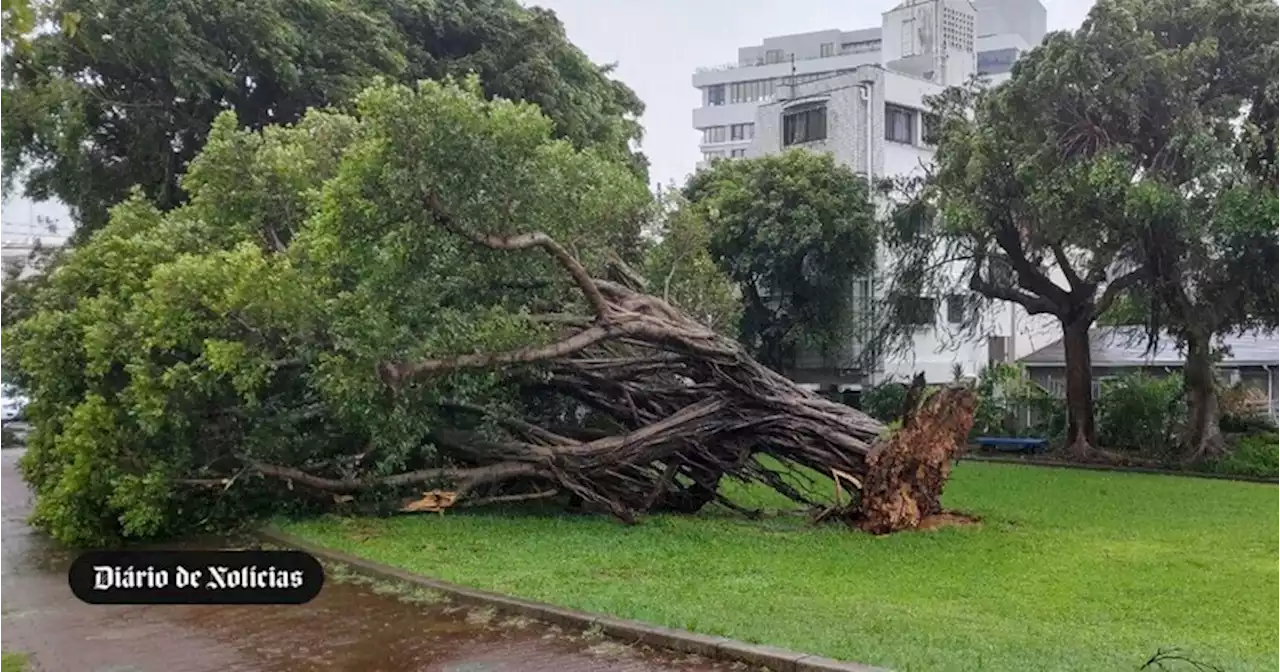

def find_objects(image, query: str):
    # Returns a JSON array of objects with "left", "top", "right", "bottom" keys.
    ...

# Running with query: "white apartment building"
[
  {"left": 690, "top": 0, "right": 1056, "bottom": 390},
  {"left": 1, "top": 198, "right": 72, "bottom": 282}
]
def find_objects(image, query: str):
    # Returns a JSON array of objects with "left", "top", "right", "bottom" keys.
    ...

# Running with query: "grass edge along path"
[
  {"left": 1, "top": 652, "right": 30, "bottom": 672},
  {"left": 280, "top": 461, "right": 1278, "bottom": 672}
]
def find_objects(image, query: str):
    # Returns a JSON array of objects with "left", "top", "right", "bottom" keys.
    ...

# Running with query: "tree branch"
[
  {"left": 377, "top": 320, "right": 644, "bottom": 388},
  {"left": 1049, "top": 240, "right": 1088, "bottom": 293},
  {"left": 424, "top": 192, "right": 612, "bottom": 321},
  {"left": 459, "top": 489, "right": 560, "bottom": 508},
  {"left": 968, "top": 267, "right": 1061, "bottom": 316},
  {"left": 243, "top": 459, "right": 539, "bottom": 494},
  {"left": 1094, "top": 267, "right": 1146, "bottom": 319},
  {"left": 993, "top": 221, "right": 1070, "bottom": 305}
]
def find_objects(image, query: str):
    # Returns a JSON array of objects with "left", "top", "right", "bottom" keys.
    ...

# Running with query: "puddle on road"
[{"left": 2, "top": 451, "right": 736, "bottom": 672}]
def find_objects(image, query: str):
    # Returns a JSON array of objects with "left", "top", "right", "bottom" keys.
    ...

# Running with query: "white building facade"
[{"left": 690, "top": 0, "right": 1056, "bottom": 390}]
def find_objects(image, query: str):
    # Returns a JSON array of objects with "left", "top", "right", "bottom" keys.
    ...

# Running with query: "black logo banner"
[{"left": 69, "top": 550, "right": 324, "bottom": 605}]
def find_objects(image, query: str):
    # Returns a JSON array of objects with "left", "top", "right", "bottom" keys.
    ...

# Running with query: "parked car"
[{"left": 1, "top": 385, "right": 29, "bottom": 423}]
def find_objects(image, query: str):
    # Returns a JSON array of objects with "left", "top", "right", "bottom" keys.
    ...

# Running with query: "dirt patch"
[{"left": 915, "top": 511, "right": 981, "bottom": 531}]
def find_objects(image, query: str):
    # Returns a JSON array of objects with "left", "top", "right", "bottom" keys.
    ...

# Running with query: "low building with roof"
[{"left": 1018, "top": 326, "right": 1279, "bottom": 421}]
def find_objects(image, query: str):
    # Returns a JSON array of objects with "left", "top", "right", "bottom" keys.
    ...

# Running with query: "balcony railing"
[{"left": 694, "top": 43, "right": 880, "bottom": 75}]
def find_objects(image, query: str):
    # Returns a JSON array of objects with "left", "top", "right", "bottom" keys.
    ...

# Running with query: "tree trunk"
[
  {"left": 1182, "top": 330, "right": 1225, "bottom": 460},
  {"left": 1061, "top": 317, "right": 1097, "bottom": 457},
  {"left": 211, "top": 205, "right": 982, "bottom": 534}
]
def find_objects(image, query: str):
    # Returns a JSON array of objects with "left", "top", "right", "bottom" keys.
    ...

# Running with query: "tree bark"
[
  {"left": 1182, "top": 330, "right": 1225, "bottom": 460},
  {"left": 206, "top": 198, "right": 984, "bottom": 534},
  {"left": 1061, "top": 316, "right": 1097, "bottom": 457}
]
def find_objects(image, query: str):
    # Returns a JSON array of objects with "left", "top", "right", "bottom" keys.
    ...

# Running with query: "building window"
[
  {"left": 765, "top": 49, "right": 785, "bottom": 64},
  {"left": 702, "top": 126, "right": 726, "bottom": 144},
  {"left": 885, "top": 104, "right": 915, "bottom": 144},
  {"left": 782, "top": 104, "right": 827, "bottom": 146},
  {"left": 896, "top": 296, "right": 936, "bottom": 327},
  {"left": 946, "top": 294, "right": 965, "bottom": 323},
  {"left": 702, "top": 150, "right": 725, "bottom": 162},
  {"left": 977, "top": 48, "right": 1019, "bottom": 75},
  {"left": 730, "top": 149, "right": 746, "bottom": 158},
  {"left": 922, "top": 113, "right": 941, "bottom": 145},
  {"left": 820, "top": 42, "right": 834, "bottom": 57},
  {"left": 728, "top": 81, "right": 774, "bottom": 105},
  {"left": 841, "top": 39, "right": 881, "bottom": 54},
  {"left": 730, "top": 123, "right": 754, "bottom": 141},
  {"left": 706, "top": 85, "right": 725, "bottom": 106}
]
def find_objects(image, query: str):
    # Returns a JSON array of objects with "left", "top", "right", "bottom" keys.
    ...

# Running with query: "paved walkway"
[{"left": 1, "top": 449, "right": 739, "bottom": 672}]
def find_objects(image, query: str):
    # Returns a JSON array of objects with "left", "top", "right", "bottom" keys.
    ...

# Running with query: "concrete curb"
[
  {"left": 258, "top": 528, "right": 888, "bottom": 672},
  {"left": 962, "top": 454, "right": 1278, "bottom": 484}
]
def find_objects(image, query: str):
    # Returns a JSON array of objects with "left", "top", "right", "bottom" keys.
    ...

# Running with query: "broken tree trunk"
[
  {"left": 856, "top": 383, "right": 978, "bottom": 534},
  {"left": 248, "top": 194, "right": 978, "bottom": 533}
]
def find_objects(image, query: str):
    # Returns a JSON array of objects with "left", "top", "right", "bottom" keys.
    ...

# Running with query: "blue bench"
[{"left": 975, "top": 436, "right": 1049, "bottom": 454}]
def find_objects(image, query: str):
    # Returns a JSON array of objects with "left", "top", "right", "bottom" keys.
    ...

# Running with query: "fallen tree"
[
  {"left": 309, "top": 194, "right": 971, "bottom": 530},
  {"left": 6, "top": 80, "right": 975, "bottom": 544}
]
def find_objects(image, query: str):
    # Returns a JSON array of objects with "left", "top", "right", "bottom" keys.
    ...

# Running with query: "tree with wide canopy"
[
  {"left": 880, "top": 0, "right": 1277, "bottom": 456},
  {"left": 2, "top": 0, "right": 647, "bottom": 241}
]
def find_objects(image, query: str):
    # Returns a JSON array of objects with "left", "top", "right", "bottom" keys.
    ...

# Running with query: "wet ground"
[{"left": 1, "top": 449, "right": 742, "bottom": 672}]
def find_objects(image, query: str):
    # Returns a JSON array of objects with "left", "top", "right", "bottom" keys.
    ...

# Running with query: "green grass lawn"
[
  {"left": 281, "top": 462, "right": 1278, "bottom": 671},
  {"left": 1, "top": 652, "right": 29, "bottom": 672}
]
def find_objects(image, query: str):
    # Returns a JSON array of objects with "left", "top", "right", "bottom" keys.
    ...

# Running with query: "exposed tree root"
[
  {"left": 854, "top": 381, "right": 978, "bottom": 534},
  {"left": 232, "top": 195, "right": 979, "bottom": 533}
]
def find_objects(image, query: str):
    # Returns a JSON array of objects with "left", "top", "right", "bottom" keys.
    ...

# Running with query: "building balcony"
[
  {"left": 694, "top": 42, "right": 881, "bottom": 76},
  {"left": 691, "top": 50, "right": 880, "bottom": 88},
  {"left": 691, "top": 102, "right": 760, "bottom": 130}
]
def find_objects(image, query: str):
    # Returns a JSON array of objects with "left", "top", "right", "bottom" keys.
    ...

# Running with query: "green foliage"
[
  {"left": 2, "top": 0, "right": 646, "bottom": 239},
  {"left": 5, "top": 79, "right": 650, "bottom": 545},
  {"left": 1210, "top": 433, "right": 1279, "bottom": 478},
  {"left": 1095, "top": 373, "right": 1186, "bottom": 456},
  {"left": 860, "top": 381, "right": 907, "bottom": 423},
  {"left": 881, "top": 0, "right": 1279, "bottom": 452},
  {"left": 641, "top": 190, "right": 741, "bottom": 335},
  {"left": 682, "top": 150, "right": 876, "bottom": 370},
  {"left": 1096, "top": 292, "right": 1150, "bottom": 327},
  {"left": 969, "top": 364, "right": 1065, "bottom": 440}
]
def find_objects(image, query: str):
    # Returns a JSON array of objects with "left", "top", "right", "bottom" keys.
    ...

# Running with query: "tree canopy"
[
  {"left": 682, "top": 151, "right": 877, "bottom": 372},
  {"left": 7, "top": 79, "right": 651, "bottom": 544},
  {"left": 881, "top": 0, "right": 1277, "bottom": 455},
  {"left": 2, "top": 0, "right": 646, "bottom": 240}
]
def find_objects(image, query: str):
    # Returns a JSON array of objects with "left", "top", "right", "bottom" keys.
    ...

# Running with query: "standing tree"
[
  {"left": 882, "top": 86, "right": 1145, "bottom": 456},
  {"left": 641, "top": 188, "right": 742, "bottom": 337},
  {"left": 881, "top": 0, "right": 1276, "bottom": 456},
  {"left": 1107, "top": 0, "right": 1279, "bottom": 459},
  {"left": 682, "top": 151, "right": 878, "bottom": 373},
  {"left": 2, "top": 0, "right": 646, "bottom": 241}
]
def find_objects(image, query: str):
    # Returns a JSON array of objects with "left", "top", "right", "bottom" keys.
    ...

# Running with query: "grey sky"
[{"left": 528, "top": 0, "right": 1098, "bottom": 188}]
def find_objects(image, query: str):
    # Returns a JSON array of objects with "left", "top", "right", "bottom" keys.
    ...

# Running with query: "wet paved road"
[{"left": 1, "top": 449, "right": 741, "bottom": 672}]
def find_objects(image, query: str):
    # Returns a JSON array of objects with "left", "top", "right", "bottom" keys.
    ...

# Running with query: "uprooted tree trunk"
[{"left": 244, "top": 196, "right": 978, "bottom": 533}]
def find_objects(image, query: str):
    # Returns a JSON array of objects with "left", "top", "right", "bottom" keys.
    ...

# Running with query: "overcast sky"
[{"left": 530, "top": 0, "right": 1097, "bottom": 188}]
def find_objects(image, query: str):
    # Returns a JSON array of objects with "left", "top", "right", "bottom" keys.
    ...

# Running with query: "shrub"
[
  {"left": 970, "top": 363, "right": 1065, "bottom": 440},
  {"left": 1218, "top": 382, "right": 1277, "bottom": 433},
  {"left": 861, "top": 381, "right": 908, "bottom": 423},
  {"left": 1211, "top": 432, "right": 1279, "bottom": 478},
  {"left": 1095, "top": 373, "right": 1185, "bottom": 456}
]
